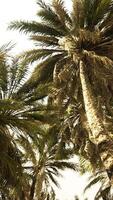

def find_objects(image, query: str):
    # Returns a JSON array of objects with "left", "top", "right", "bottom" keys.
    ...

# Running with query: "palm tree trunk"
[
  {"left": 29, "top": 175, "right": 36, "bottom": 200},
  {"left": 36, "top": 170, "right": 44, "bottom": 200},
  {"left": 79, "top": 61, "right": 106, "bottom": 143},
  {"left": 79, "top": 61, "right": 113, "bottom": 185}
]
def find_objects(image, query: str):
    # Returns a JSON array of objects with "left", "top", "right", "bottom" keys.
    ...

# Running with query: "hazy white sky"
[
  {"left": 0, "top": 1, "right": 99, "bottom": 199},
  {"left": 0, "top": 0, "right": 37, "bottom": 54}
]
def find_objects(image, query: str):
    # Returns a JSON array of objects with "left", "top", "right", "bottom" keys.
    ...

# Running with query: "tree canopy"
[{"left": 1, "top": 0, "right": 113, "bottom": 199}]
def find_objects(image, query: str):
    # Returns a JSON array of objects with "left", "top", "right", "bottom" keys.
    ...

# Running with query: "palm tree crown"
[{"left": 9, "top": 0, "right": 113, "bottom": 117}]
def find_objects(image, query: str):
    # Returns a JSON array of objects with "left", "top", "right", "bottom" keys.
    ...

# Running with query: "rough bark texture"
[
  {"left": 35, "top": 169, "right": 44, "bottom": 200},
  {"left": 79, "top": 61, "right": 107, "bottom": 143},
  {"left": 79, "top": 61, "right": 113, "bottom": 187}
]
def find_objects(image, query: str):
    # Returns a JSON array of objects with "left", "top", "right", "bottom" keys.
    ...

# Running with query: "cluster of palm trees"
[
  {"left": 0, "top": 45, "right": 78, "bottom": 199},
  {"left": 1, "top": 0, "right": 113, "bottom": 199}
]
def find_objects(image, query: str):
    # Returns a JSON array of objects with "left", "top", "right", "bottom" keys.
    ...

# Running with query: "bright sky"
[
  {"left": 0, "top": 0, "right": 37, "bottom": 54},
  {"left": 0, "top": 1, "right": 99, "bottom": 199}
]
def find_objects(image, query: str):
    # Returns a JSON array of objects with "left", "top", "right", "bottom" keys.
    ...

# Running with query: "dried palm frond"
[{"left": 52, "top": 0, "right": 71, "bottom": 25}]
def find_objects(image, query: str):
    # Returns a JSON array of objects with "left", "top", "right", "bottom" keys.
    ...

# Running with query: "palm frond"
[
  {"left": 8, "top": 58, "right": 29, "bottom": 97},
  {"left": 0, "top": 61, "right": 8, "bottom": 94},
  {"left": 37, "top": 0, "right": 68, "bottom": 34},
  {"left": 19, "top": 48, "right": 64, "bottom": 64},
  {"left": 84, "top": 176, "right": 103, "bottom": 193},
  {"left": 0, "top": 44, "right": 14, "bottom": 96},
  {"left": 92, "top": 0, "right": 112, "bottom": 27},
  {"left": 30, "top": 35, "right": 59, "bottom": 47},
  {"left": 72, "top": 0, "right": 85, "bottom": 28},
  {"left": 100, "top": 1, "right": 113, "bottom": 29},
  {"left": 46, "top": 168, "right": 60, "bottom": 177},
  {"left": 49, "top": 161, "right": 78, "bottom": 171},
  {"left": 17, "top": 135, "right": 37, "bottom": 165},
  {"left": 37, "top": 0, "right": 71, "bottom": 33},
  {"left": 9, "top": 20, "right": 63, "bottom": 37},
  {"left": 24, "top": 83, "right": 52, "bottom": 103},
  {"left": 52, "top": 0, "right": 71, "bottom": 25},
  {"left": 17, "top": 53, "right": 66, "bottom": 94},
  {"left": 47, "top": 172, "right": 60, "bottom": 188},
  {"left": 72, "top": 0, "right": 112, "bottom": 29}
]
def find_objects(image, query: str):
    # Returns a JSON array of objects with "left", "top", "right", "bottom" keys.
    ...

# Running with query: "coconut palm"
[{"left": 9, "top": 0, "right": 113, "bottom": 188}]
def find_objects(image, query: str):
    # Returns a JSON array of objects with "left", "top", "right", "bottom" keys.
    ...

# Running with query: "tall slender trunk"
[
  {"left": 29, "top": 175, "right": 36, "bottom": 200},
  {"left": 79, "top": 61, "right": 113, "bottom": 186},
  {"left": 36, "top": 170, "right": 44, "bottom": 200},
  {"left": 29, "top": 167, "right": 44, "bottom": 200}
]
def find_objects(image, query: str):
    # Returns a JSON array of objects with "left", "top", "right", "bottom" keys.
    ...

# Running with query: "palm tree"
[
  {"left": 0, "top": 44, "right": 58, "bottom": 199},
  {"left": 9, "top": 0, "right": 113, "bottom": 187},
  {"left": 0, "top": 44, "right": 77, "bottom": 200},
  {"left": 25, "top": 126, "right": 78, "bottom": 200}
]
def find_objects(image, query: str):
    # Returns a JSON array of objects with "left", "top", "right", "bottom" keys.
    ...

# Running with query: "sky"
[
  {"left": 0, "top": 0, "right": 37, "bottom": 54},
  {"left": 0, "top": 1, "right": 99, "bottom": 199}
]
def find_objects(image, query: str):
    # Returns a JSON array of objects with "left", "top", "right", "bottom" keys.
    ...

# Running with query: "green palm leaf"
[
  {"left": 37, "top": 0, "right": 69, "bottom": 34},
  {"left": 30, "top": 35, "right": 59, "bottom": 47},
  {"left": 9, "top": 20, "right": 63, "bottom": 37}
]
